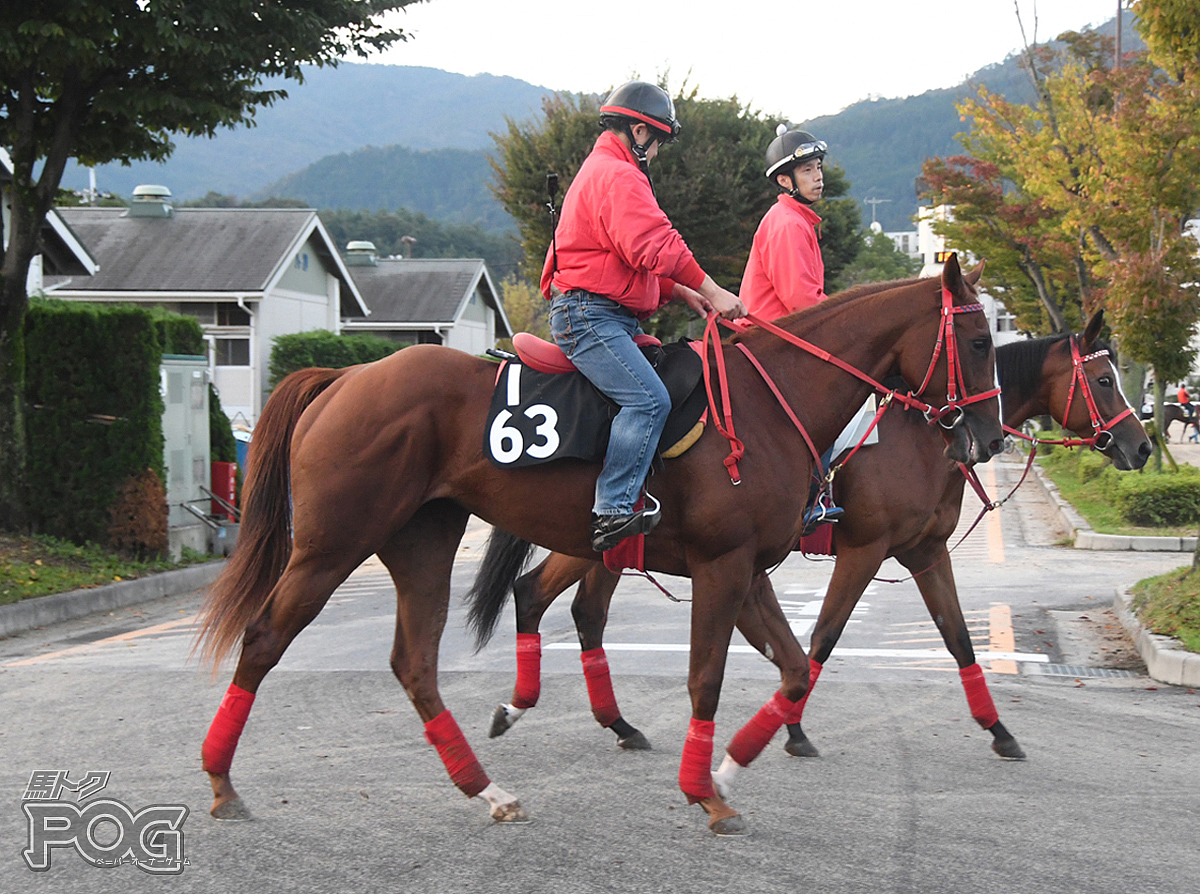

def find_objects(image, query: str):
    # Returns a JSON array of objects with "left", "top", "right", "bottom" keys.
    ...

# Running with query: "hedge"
[
  {"left": 269, "top": 329, "right": 401, "bottom": 388},
  {"left": 25, "top": 300, "right": 166, "bottom": 552},
  {"left": 1114, "top": 466, "right": 1200, "bottom": 527}
]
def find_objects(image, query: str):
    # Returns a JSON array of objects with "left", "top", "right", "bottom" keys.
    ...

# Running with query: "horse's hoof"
[
  {"left": 710, "top": 814, "right": 750, "bottom": 836},
  {"left": 993, "top": 738, "right": 1027, "bottom": 760},
  {"left": 210, "top": 795, "right": 253, "bottom": 821},
  {"left": 617, "top": 730, "right": 651, "bottom": 750},
  {"left": 490, "top": 800, "right": 531, "bottom": 824},
  {"left": 784, "top": 734, "right": 820, "bottom": 758},
  {"left": 489, "top": 704, "right": 523, "bottom": 738}
]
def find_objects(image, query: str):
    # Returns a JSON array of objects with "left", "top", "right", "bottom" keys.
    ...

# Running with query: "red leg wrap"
[
  {"left": 580, "top": 647, "right": 621, "bottom": 727},
  {"left": 786, "top": 659, "right": 823, "bottom": 723},
  {"left": 726, "top": 691, "right": 800, "bottom": 767},
  {"left": 424, "top": 710, "right": 490, "bottom": 798},
  {"left": 678, "top": 718, "right": 716, "bottom": 802},
  {"left": 512, "top": 633, "right": 542, "bottom": 709},
  {"left": 959, "top": 663, "right": 1000, "bottom": 728},
  {"left": 202, "top": 684, "right": 256, "bottom": 775}
]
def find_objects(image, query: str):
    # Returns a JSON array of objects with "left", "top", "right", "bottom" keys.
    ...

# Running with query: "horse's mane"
[
  {"left": 730, "top": 274, "right": 939, "bottom": 345},
  {"left": 997, "top": 332, "right": 1113, "bottom": 405}
]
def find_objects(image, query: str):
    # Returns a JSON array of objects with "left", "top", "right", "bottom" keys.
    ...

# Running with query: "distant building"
[
  {"left": 916, "top": 204, "right": 1020, "bottom": 346},
  {"left": 339, "top": 242, "right": 513, "bottom": 354},
  {"left": 44, "top": 187, "right": 368, "bottom": 426}
]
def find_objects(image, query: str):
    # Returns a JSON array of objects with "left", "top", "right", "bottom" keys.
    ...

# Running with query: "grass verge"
[
  {"left": 1130, "top": 567, "right": 1200, "bottom": 654},
  {"left": 0, "top": 533, "right": 206, "bottom": 606}
]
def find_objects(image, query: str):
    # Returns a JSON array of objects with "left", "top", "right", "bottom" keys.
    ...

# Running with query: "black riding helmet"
[
  {"left": 600, "top": 80, "right": 681, "bottom": 143},
  {"left": 765, "top": 126, "right": 827, "bottom": 201}
]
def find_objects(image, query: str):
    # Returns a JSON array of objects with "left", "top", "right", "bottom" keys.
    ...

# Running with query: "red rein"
[{"left": 701, "top": 287, "right": 999, "bottom": 485}]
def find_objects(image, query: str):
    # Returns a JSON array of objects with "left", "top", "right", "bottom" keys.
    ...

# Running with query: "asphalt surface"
[{"left": 2, "top": 455, "right": 1198, "bottom": 894}]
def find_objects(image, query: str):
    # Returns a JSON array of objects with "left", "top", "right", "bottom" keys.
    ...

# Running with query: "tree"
[
  {"left": 491, "top": 84, "right": 862, "bottom": 340},
  {"left": 0, "top": 0, "right": 416, "bottom": 529},
  {"left": 834, "top": 229, "right": 920, "bottom": 291}
]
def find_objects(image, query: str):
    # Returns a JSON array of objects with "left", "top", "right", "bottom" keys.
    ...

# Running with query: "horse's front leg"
[
  {"left": 681, "top": 551, "right": 760, "bottom": 836},
  {"left": 712, "top": 572, "right": 810, "bottom": 798},
  {"left": 899, "top": 544, "right": 1026, "bottom": 760}
]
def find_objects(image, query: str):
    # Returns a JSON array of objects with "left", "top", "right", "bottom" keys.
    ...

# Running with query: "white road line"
[{"left": 542, "top": 642, "right": 1049, "bottom": 662}]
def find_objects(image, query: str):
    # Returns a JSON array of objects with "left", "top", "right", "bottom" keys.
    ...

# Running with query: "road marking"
[
  {"left": 542, "top": 642, "right": 1048, "bottom": 662},
  {"left": 989, "top": 603, "right": 1018, "bottom": 674},
  {"left": 3, "top": 615, "right": 198, "bottom": 667}
]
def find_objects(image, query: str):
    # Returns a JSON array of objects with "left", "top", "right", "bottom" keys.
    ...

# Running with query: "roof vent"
[
  {"left": 344, "top": 240, "right": 378, "bottom": 267},
  {"left": 129, "top": 184, "right": 174, "bottom": 218}
]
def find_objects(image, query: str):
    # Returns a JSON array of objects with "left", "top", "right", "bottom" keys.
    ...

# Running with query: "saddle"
[{"left": 483, "top": 333, "right": 707, "bottom": 469}]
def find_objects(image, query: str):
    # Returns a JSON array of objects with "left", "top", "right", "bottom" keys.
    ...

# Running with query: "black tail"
[{"left": 465, "top": 528, "right": 536, "bottom": 651}]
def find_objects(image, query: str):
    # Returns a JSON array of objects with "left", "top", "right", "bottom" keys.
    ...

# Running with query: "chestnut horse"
[
  {"left": 195, "top": 255, "right": 1003, "bottom": 835},
  {"left": 470, "top": 310, "right": 1150, "bottom": 778}
]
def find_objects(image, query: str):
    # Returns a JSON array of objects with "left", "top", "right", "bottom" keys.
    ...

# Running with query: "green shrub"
[
  {"left": 1114, "top": 466, "right": 1200, "bottom": 526},
  {"left": 25, "top": 300, "right": 165, "bottom": 550},
  {"left": 1076, "top": 449, "right": 1111, "bottom": 483},
  {"left": 268, "top": 330, "right": 401, "bottom": 388}
]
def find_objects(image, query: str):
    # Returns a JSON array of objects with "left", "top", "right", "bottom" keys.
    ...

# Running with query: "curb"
[
  {"left": 1028, "top": 460, "right": 1198, "bottom": 552},
  {"left": 0, "top": 560, "right": 225, "bottom": 639},
  {"left": 1113, "top": 589, "right": 1200, "bottom": 688}
]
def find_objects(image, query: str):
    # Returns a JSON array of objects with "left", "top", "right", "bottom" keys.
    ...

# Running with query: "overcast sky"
[{"left": 370, "top": 0, "right": 1121, "bottom": 124}]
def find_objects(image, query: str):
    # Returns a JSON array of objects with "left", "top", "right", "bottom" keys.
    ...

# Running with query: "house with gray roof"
[
  {"left": 45, "top": 189, "right": 368, "bottom": 426},
  {"left": 1, "top": 148, "right": 98, "bottom": 288},
  {"left": 339, "top": 244, "right": 513, "bottom": 355}
]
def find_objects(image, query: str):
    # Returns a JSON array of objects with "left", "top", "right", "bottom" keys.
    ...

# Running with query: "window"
[
  {"left": 217, "top": 304, "right": 251, "bottom": 326},
  {"left": 215, "top": 338, "right": 250, "bottom": 366}
]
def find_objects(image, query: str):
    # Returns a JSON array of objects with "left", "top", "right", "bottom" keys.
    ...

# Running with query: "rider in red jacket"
[
  {"left": 741, "top": 128, "right": 829, "bottom": 319},
  {"left": 542, "top": 81, "right": 745, "bottom": 552}
]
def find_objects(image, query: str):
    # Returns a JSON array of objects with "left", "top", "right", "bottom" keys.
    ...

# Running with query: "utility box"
[{"left": 161, "top": 355, "right": 211, "bottom": 559}]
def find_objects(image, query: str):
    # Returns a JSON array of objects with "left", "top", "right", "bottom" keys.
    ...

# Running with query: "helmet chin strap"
[
  {"left": 783, "top": 173, "right": 815, "bottom": 205},
  {"left": 623, "top": 122, "right": 658, "bottom": 194}
]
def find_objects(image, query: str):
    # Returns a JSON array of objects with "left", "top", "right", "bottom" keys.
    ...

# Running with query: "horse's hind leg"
[
  {"left": 379, "top": 501, "right": 528, "bottom": 823},
  {"left": 203, "top": 551, "right": 364, "bottom": 819},
  {"left": 489, "top": 553, "right": 592, "bottom": 737},
  {"left": 901, "top": 546, "right": 1026, "bottom": 760},
  {"left": 569, "top": 564, "right": 651, "bottom": 749}
]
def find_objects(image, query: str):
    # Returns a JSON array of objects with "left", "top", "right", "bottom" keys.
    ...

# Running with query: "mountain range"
[{"left": 63, "top": 13, "right": 1134, "bottom": 234}]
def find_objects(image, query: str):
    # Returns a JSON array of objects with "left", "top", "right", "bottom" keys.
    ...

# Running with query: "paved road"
[{"left": 2, "top": 456, "right": 1198, "bottom": 893}]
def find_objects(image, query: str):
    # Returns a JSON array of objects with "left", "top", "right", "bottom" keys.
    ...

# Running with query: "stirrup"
[{"left": 801, "top": 501, "right": 843, "bottom": 537}]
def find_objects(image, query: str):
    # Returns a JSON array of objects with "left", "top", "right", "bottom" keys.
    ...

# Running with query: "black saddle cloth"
[{"left": 484, "top": 340, "right": 706, "bottom": 469}]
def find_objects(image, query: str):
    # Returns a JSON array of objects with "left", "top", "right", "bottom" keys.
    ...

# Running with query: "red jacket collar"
[
  {"left": 594, "top": 130, "right": 640, "bottom": 167},
  {"left": 779, "top": 193, "right": 822, "bottom": 225}
]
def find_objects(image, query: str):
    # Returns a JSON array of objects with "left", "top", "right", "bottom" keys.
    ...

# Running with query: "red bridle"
[
  {"left": 1003, "top": 336, "right": 1134, "bottom": 452},
  {"left": 914, "top": 288, "right": 1002, "bottom": 430}
]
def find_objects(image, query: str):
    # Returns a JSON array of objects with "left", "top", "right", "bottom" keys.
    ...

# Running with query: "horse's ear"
[
  {"left": 941, "top": 252, "right": 965, "bottom": 299},
  {"left": 1081, "top": 309, "right": 1104, "bottom": 350},
  {"left": 965, "top": 259, "right": 986, "bottom": 286}
]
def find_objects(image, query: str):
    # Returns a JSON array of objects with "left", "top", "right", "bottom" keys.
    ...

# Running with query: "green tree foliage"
[
  {"left": 0, "top": 1, "right": 416, "bottom": 530},
  {"left": 833, "top": 230, "right": 921, "bottom": 291},
  {"left": 268, "top": 330, "right": 401, "bottom": 389},
  {"left": 496, "top": 277, "right": 550, "bottom": 349},
  {"left": 318, "top": 208, "right": 523, "bottom": 281}
]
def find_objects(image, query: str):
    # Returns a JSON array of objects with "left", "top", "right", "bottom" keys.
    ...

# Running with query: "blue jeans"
[{"left": 550, "top": 291, "right": 670, "bottom": 516}]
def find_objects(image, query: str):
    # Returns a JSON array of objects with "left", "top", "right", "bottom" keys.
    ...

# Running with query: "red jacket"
[
  {"left": 740, "top": 195, "right": 826, "bottom": 321},
  {"left": 541, "top": 131, "right": 705, "bottom": 317}
]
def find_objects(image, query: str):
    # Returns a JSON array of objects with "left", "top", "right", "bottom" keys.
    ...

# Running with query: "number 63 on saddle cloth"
[{"left": 484, "top": 338, "right": 708, "bottom": 469}]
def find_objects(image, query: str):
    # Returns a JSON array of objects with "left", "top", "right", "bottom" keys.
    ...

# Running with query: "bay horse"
[
  {"left": 470, "top": 309, "right": 1150, "bottom": 780},
  {"left": 195, "top": 254, "right": 1003, "bottom": 835}
]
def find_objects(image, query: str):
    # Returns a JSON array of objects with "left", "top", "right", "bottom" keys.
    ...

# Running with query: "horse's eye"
[
  {"left": 971, "top": 337, "right": 990, "bottom": 353},
  {"left": 1097, "top": 375, "right": 1113, "bottom": 388}
]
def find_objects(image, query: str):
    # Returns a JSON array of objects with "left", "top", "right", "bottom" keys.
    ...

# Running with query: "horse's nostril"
[{"left": 1138, "top": 441, "right": 1152, "bottom": 458}]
